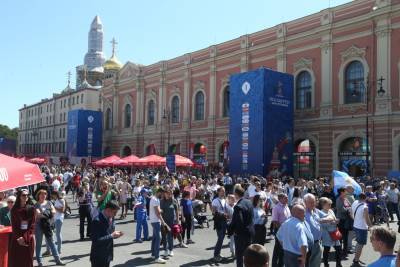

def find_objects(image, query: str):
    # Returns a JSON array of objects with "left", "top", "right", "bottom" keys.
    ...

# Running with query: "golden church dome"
[{"left": 103, "top": 55, "right": 122, "bottom": 71}]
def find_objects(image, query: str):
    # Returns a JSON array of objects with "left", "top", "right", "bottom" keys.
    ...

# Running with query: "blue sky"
[{"left": 0, "top": 0, "right": 351, "bottom": 128}]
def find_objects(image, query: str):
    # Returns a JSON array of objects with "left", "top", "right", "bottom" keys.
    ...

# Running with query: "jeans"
[
  {"left": 234, "top": 235, "right": 251, "bottom": 267},
  {"left": 214, "top": 223, "right": 227, "bottom": 257},
  {"left": 35, "top": 223, "right": 60, "bottom": 264},
  {"left": 283, "top": 250, "right": 301, "bottom": 267},
  {"left": 306, "top": 241, "right": 321, "bottom": 267},
  {"left": 323, "top": 246, "right": 341, "bottom": 266},
  {"left": 272, "top": 236, "right": 284, "bottom": 267},
  {"left": 54, "top": 219, "right": 63, "bottom": 254},
  {"left": 151, "top": 222, "right": 161, "bottom": 259},
  {"left": 135, "top": 210, "right": 148, "bottom": 240},
  {"left": 387, "top": 202, "right": 400, "bottom": 223},
  {"left": 163, "top": 223, "right": 174, "bottom": 252},
  {"left": 79, "top": 205, "right": 92, "bottom": 238},
  {"left": 182, "top": 214, "right": 192, "bottom": 241}
]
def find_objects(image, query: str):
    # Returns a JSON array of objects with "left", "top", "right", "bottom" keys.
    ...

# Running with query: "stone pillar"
[
  {"left": 240, "top": 35, "right": 249, "bottom": 73},
  {"left": 208, "top": 46, "right": 217, "bottom": 162},
  {"left": 182, "top": 54, "right": 192, "bottom": 156},
  {"left": 320, "top": 38, "right": 333, "bottom": 118},
  {"left": 112, "top": 87, "right": 118, "bottom": 130},
  {"left": 375, "top": 17, "right": 392, "bottom": 115}
]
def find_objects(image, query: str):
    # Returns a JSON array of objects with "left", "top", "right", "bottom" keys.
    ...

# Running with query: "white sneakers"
[
  {"left": 163, "top": 249, "right": 174, "bottom": 257},
  {"left": 164, "top": 250, "right": 169, "bottom": 257},
  {"left": 154, "top": 257, "right": 166, "bottom": 264}
]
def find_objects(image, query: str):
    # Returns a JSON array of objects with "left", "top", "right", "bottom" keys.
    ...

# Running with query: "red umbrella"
[
  {"left": 0, "top": 153, "right": 45, "bottom": 191},
  {"left": 94, "top": 155, "right": 121, "bottom": 167},
  {"left": 122, "top": 155, "right": 140, "bottom": 165},
  {"left": 174, "top": 155, "right": 194, "bottom": 167},
  {"left": 113, "top": 158, "right": 129, "bottom": 167},
  {"left": 137, "top": 155, "right": 165, "bottom": 167}
]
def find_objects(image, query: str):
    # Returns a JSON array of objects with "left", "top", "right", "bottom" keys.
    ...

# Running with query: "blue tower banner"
[
  {"left": 229, "top": 68, "right": 294, "bottom": 176},
  {"left": 67, "top": 110, "right": 103, "bottom": 157}
]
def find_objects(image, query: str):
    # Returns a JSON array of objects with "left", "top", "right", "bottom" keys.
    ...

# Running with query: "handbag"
[{"left": 329, "top": 228, "right": 342, "bottom": 241}]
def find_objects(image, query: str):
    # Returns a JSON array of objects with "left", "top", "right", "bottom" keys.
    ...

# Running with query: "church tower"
[
  {"left": 76, "top": 16, "right": 105, "bottom": 89},
  {"left": 84, "top": 15, "right": 105, "bottom": 70}
]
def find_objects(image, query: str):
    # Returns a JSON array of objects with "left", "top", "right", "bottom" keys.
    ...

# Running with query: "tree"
[{"left": 0, "top": 124, "right": 18, "bottom": 140}]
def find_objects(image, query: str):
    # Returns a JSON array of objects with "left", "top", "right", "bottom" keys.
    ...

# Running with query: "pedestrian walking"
[
  {"left": 304, "top": 193, "right": 322, "bottom": 267},
  {"left": 351, "top": 193, "right": 372, "bottom": 267},
  {"left": 90, "top": 200, "right": 123, "bottom": 267}
]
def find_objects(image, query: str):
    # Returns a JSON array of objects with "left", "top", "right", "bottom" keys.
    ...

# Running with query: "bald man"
[{"left": 276, "top": 204, "right": 313, "bottom": 267}]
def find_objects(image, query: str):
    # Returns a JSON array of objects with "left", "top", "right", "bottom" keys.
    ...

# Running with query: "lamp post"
[
  {"left": 352, "top": 75, "right": 385, "bottom": 175},
  {"left": 163, "top": 108, "right": 171, "bottom": 155}
]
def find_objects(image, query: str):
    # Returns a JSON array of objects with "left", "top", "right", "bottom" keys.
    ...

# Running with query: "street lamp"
[
  {"left": 352, "top": 75, "right": 385, "bottom": 175},
  {"left": 163, "top": 108, "right": 171, "bottom": 155}
]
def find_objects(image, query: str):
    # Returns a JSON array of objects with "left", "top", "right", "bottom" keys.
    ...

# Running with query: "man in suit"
[
  {"left": 228, "top": 185, "right": 254, "bottom": 267},
  {"left": 90, "top": 200, "right": 123, "bottom": 267}
]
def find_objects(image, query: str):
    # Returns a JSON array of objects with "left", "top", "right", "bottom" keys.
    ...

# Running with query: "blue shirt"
[
  {"left": 305, "top": 209, "right": 321, "bottom": 241},
  {"left": 136, "top": 195, "right": 147, "bottom": 211},
  {"left": 368, "top": 255, "right": 396, "bottom": 267},
  {"left": 276, "top": 217, "right": 310, "bottom": 255},
  {"left": 180, "top": 198, "right": 193, "bottom": 216}
]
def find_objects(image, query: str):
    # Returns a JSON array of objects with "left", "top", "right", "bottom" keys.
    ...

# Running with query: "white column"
[
  {"left": 320, "top": 35, "right": 333, "bottom": 118},
  {"left": 375, "top": 18, "right": 392, "bottom": 114}
]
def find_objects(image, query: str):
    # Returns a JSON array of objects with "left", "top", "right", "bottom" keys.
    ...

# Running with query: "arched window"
[
  {"left": 122, "top": 146, "right": 131, "bottom": 157},
  {"left": 124, "top": 104, "right": 131, "bottom": 128},
  {"left": 171, "top": 96, "right": 180, "bottom": 123},
  {"left": 344, "top": 61, "right": 364, "bottom": 104},
  {"left": 194, "top": 91, "right": 205, "bottom": 120},
  {"left": 105, "top": 108, "right": 112, "bottom": 130},
  {"left": 148, "top": 100, "right": 155, "bottom": 125},
  {"left": 223, "top": 86, "right": 230, "bottom": 117},
  {"left": 296, "top": 71, "right": 312, "bottom": 109}
]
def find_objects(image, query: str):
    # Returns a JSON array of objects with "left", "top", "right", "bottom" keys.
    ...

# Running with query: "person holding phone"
[{"left": 90, "top": 200, "right": 123, "bottom": 267}]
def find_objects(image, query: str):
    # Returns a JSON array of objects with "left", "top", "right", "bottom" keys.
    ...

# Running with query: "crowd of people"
[{"left": 0, "top": 164, "right": 400, "bottom": 267}]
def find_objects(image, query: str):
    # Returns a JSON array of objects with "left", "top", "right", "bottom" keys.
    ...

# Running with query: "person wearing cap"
[
  {"left": 134, "top": 188, "right": 149, "bottom": 242},
  {"left": 0, "top": 195, "right": 16, "bottom": 226}
]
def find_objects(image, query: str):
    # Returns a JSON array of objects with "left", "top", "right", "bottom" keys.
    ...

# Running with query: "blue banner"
[
  {"left": 229, "top": 68, "right": 293, "bottom": 176},
  {"left": 67, "top": 110, "right": 102, "bottom": 157},
  {"left": 166, "top": 155, "right": 176, "bottom": 173}
]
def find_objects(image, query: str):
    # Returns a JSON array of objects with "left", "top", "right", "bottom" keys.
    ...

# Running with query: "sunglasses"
[
  {"left": 21, "top": 194, "right": 28, "bottom": 197},
  {"left": 7, "top": 201, "right": 14, "bottom": 203}
]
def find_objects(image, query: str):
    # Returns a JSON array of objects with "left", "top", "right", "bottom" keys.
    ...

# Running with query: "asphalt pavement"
[{"left": 36, "top": 196, "right": 392, "bottom": 267}]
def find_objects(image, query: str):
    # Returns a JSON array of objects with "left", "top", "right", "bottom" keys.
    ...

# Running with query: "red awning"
[
  {"left": 93, "top": 155, "right": 122, "bottom": 167},
  {"left": 0, "top": 153, "right": 45, "bottom": 191},
  {"left": 122, "top": 155, "right": 140, "bottom": 165},
  {"left": 173, "top": 155, "right": 194, "bottom": 167},
  {"left": 28, "top": 157, "right": 46, "bottom": 164},
  {"left": 137, "top": 155, "right": 165, "bottom": 166}
]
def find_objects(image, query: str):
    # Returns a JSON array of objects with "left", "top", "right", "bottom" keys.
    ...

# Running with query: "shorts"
[{"left": 354, "top": 227, "right": 368, "bottom": 245}]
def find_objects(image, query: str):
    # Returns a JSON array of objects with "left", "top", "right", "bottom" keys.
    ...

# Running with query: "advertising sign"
[
  {"left": 67, "top": 110, "right": 102, "bottom": 157},
  {"left": 166, "top": 154, "right": 176, "bottom": 173},
  {"left": 229, "top": 68, "right": 293, "bottom": 176}
]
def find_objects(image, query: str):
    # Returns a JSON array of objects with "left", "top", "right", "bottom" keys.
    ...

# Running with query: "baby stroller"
[{"left": 193, "top": 199, "right": 209, "bottom": 228}]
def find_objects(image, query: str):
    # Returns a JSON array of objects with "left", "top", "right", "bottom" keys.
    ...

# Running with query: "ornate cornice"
[
  {"left": 293, "top": 58, "right": 312, "bottom": 72},
  {"left": 340, "top": 45, "right": 366, "bottom": 63}
]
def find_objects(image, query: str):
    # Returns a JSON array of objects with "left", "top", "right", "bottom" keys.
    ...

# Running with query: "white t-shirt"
[
  {"left": 352, "top": 200, "right": 368, "bottom": 230},
  {"left": 256, "top": 190, "right": 267, "bottom": 200},
  {"left": 52, "top": 179, "right": 61, "bottom": 192},
  {"left": 212, "top": 197, "right": 226, "bottom": 214},
  {"left": 54, "top": 199, "right": 65, "bottom": 221},
  {"left": 149, "top": 196, "right": 160, "bottom": 223}
]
